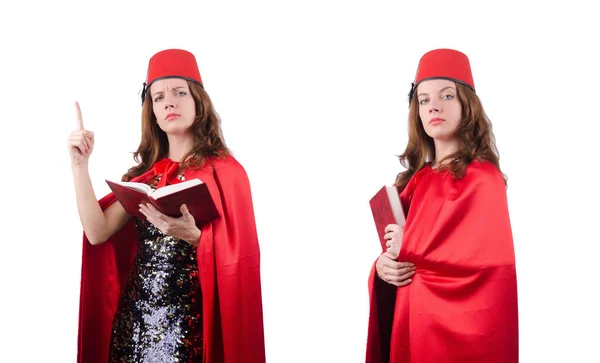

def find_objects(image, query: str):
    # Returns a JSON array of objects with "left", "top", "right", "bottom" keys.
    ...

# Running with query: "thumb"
[
  {"left": 385, "top": 247, "right": 399, "bottom": 260},
  {"left": 180, "top": 204, "right": 192, "bottom": 218}
]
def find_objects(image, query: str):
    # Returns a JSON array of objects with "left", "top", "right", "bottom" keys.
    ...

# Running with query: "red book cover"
[
  {"left": 106, "top": 178, "right": 220, "bottom": 226},
  {"left": 369, "top": 185, "right": 406, "bottom": 251}
]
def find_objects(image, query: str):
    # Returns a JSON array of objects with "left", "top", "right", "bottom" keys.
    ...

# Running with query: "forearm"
[{"left": 71, "top": 162, "right": 109, "bottom": 244}]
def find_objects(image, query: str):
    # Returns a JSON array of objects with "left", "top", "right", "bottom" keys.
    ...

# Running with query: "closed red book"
[
  {"left": 105, "top": 178, "right": 220, "bottom": 226},
  {"left": 369, "top": 185, "right": 406, "bottom": 251}
]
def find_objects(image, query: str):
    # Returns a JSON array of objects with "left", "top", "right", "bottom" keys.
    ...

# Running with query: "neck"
[
  {"left": 432, "top": 138, "right": 459, "bottom": 168},
  {"left": 166, "top": 132, "right": 195, "bottom": 162}
]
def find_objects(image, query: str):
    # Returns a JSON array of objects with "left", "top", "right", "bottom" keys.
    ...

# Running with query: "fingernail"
[{"left": 407, "top": 279, "right": 412, "bottom": 282}]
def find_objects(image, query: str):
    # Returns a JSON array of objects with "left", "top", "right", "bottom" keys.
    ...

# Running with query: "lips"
[
  {"left": 165, "top": 113, "right": 181, "bottom": 121},
  {"left": 429, "top": 117, "right": 445, "bottom": 125}
]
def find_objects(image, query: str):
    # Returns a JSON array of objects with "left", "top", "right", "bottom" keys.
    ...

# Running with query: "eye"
[
  {"left": 419, "top": 99, "right": 429, "bottom": 105},
  {"left": 176, "top": 91, "right": 187, "bottom": 96},
  {"left": 154, "top": 96, "right": 163, "bottom": 102},
  {"left": 442, "top": 94, "right": 454, "bottom": 100}
]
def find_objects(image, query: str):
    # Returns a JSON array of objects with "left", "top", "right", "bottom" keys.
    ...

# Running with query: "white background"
[{"left": 1, "top": 1, "right": 599, "bottom": 362}]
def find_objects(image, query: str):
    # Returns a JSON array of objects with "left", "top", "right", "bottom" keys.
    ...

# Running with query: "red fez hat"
[
  {"left": 408, "top": 49, "right": 474, "bottom": 104},
  {"left": 141, "top": 49, "right": 203, "bottom": 104}
]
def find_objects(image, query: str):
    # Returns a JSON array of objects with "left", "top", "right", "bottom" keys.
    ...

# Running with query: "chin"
[
  {"left": 426, "top": 126, "right": 457, "bottom": 139},
  {"left": 159, "top": 123, "right": 193, "bottom": 135},
  {"left": 425, "top": 131, "right": 451, "bottom": 141}
]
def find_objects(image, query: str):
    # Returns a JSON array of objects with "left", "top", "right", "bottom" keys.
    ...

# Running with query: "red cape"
[
  {"left": 366, "top": 161, "right": 518, "bottom": 363},
  {"left": 77, "top": 155, "right": 265, "bottom": 363}
]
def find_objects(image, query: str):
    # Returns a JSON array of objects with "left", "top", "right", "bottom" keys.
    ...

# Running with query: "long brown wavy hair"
[
  {"left": 394, "top": 82, "right": 506, "bottom": 192},
  {"left": 122, "top": 80, "right": 229, "bottom": 181}
]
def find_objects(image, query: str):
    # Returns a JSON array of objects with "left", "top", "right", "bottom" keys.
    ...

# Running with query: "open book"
[
  {"left": 106, "top": 178, "right": 220, "bottom": 225},
  {"left": 369, "top": 185, "right": 406, "bottom": 251}
]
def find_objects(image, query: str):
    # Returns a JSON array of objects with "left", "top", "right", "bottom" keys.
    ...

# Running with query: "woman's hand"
[
  {"left": 377, "top": 223, "right": 414, "bottom": 286},
  {"left": 384, "top": 223, "right": 404, "bottom": 250},
  {"left": 376, "top": 252, "right": 416, "bottom": 287},
  {"left": 384, "top": 223, "right": 404, "bottom": 259},
  {"left": 139, "top": 204, "right": 202, "bottom": 246},
  {"left": 67, "top": 101, "right": 95, "bottom": 166}
]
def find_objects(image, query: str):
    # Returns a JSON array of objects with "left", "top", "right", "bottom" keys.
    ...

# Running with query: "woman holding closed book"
[
  {"left": 365, "top": 49, "right": 518, "bottom": 362},
  {"left": 68, "top": 49, "right": 265, "bottom": 363}
]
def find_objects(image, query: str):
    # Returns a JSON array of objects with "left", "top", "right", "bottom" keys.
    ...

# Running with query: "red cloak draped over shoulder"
[
  {"left": 77, "top": 155, "right": 266, "bottom": 363},
  {"left": 366, "top": 161, "right": 518, "bottom": 363}
]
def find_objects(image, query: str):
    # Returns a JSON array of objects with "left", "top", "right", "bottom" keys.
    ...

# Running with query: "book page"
[
  {"left": 111, "top": 181, "right": 153, "bottom": 195},
  {"left": 385, "top": 185, "right": 406, "bottom": 226},
  {"left": 152, "top": 178, "right": 204, "bottom": 199}
]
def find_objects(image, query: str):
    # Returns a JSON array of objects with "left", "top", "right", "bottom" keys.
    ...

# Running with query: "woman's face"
[
  {"left": 150, "top": 78, "right": 196, "bottom": 135},
  {"left": 417, "top": 79, "right": 462, "bottom": 142}
]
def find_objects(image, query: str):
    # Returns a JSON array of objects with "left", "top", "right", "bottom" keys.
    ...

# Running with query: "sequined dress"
[{"left": 108, "top": 174, "right": 203, "bottom": 362}]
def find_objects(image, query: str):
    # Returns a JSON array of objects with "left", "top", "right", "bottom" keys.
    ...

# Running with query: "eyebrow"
[
  {"left": 152, "top": 86, "right": 187, "bottom": 97},
  {"left": 417, "top": 86, "right": 456, "bottom": 98}
]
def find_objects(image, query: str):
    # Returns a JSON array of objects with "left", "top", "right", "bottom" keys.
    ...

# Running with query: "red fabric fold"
[
  {"left": 153, "top": 158, "right": 181, "bottom": 188},
  {"left": 366, "top": 161, "right": 518, "bottom": 363}
]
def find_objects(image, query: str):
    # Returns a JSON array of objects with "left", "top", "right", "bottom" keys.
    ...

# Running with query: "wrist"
[
  {"left": 71, "top": 160, "right": 89, "bottom": 171},
  {"left": 185, "top": 227, "right": 201, "bottom": 244}
]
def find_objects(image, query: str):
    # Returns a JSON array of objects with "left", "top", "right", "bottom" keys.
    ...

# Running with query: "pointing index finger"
[{"left": 75, "top": 101, "right": 84, "bottom": 130}]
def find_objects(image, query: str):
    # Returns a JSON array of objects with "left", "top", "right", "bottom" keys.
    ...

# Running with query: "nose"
[
  {"left": 163, "top": 94, "right": 177, "bottom": 110},
  {"left": 429, "top": 98, "right": 441, "bottom": 114}
]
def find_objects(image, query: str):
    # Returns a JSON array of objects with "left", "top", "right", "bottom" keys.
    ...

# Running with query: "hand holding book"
[
  {"left": 369, "top": 185, "right": 406, "bottom": 252},
  {"left": 382, "top": 223, "right": 403, "bottom": 258},
  {"left": 106, "top": 178, "right": 220, "bottom": 227},
  {"left": 371, "top": 185, "right": 415, "bottom": 285},
  {"left": 138, "top": 203, "right": 202, "bottom": 245}
]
